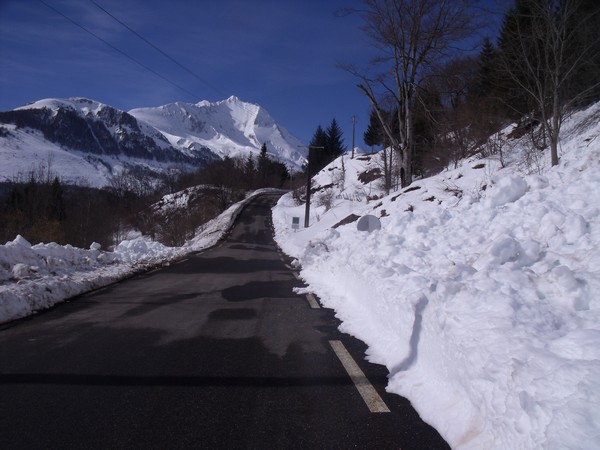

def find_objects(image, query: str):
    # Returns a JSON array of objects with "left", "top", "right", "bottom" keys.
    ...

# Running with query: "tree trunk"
[{"left": 550, "top": 90, "right": 560, "bottom": 166}]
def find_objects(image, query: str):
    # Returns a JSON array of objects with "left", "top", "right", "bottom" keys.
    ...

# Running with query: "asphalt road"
[{"left": 0, "top": 194, "right": 449, "bottom": 450}]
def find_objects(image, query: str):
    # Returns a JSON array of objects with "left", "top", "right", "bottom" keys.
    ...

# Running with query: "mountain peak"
[
  {"left": 0, "top": 96, "right": 307, "bottom": 188},
  {"left": 194, "top": 96, "right": 244, "bottom": 108},
  {"left": 129, "top": 97, "right": 306, "bottom": 169}
]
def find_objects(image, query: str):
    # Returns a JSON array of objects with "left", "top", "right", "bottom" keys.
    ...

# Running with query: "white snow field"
[
  {"left": 1, "top": 101, "right": 599, "bottom": 448},
  {"left": 272, "top": 102, "right": 600, "bottom": 449}
]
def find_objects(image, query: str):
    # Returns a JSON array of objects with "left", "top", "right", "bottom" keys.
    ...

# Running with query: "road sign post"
[{"left": 304, "top": 145, "right": 324, "bottom": 228}]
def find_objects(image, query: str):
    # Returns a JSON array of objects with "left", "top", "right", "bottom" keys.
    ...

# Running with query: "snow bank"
[
  {"left": 273, "top": 103, "right": 600, "bottom": 449},
  {"left": 0, "top": 189, "right": 275, "bottom": 324},
  {"left": 0, "top": 235, "right": 127, "bottom": 322}
]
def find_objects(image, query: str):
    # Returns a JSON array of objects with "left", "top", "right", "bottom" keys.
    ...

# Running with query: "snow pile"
[
  {"left": 273, "top": 103, "right": 600, "bottom": 449},
  {"left": 0, "top": 190, "right": 275, "bottom": 324},
  {"left": 0, "top": 235, "right": 128, "bottom": 322},
  {"left": 113, "top": 235, "right": 181, "bottom": 264}
]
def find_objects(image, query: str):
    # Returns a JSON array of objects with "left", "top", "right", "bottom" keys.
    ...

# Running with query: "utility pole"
[
  {"left": 351, "top": 115, "right": 356, "bottom": 159},
  {"left": 304, "top": 146, "right": 324, "bottom": 228}
]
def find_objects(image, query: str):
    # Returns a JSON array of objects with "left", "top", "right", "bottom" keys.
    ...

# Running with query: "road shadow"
[
  {"left": 165, "top": 256, "right": 284, "bottom": 274},
  {"left": 0, "top": 373, "right": 354, "bottom": 388},
  {"left": 222, "top": 280, "right": 301, "bottom": 302}
]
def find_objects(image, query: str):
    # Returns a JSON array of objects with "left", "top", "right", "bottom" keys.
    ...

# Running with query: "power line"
[
  {"left": 89, "top": 0, "right": 226, "bottom": 99},
  {"left": 88, "top": 0, "right": 283, "bottom": 152},
  {"left": 38, "top": 0, "right": 202, "bottom": 101},
  {"left": 38, "top": 0, "right": 282, "bottom": 153}
]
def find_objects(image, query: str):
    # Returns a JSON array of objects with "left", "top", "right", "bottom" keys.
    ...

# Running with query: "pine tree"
[
  {"left": 496, "top": 0, "right": 544, "bottom": 117},
  {"left": 565, "top": 0, "right": 600, "bottom": 105},
  {"left": 308, "top": 125, "right": 329, "bottom": 173},
  {"left": 259, "top": 142, "right": 268, "bottom": 160},
  {"left": 258, "top": 142, "right": 269, "bottom": 183},
  {"left": 325, "top": 118, "right": 346, "bottom": 160},
  {"left": 364, "top": 108, "right": 383, "bottom": 149},
  {"left": 474, "top": 37, "right": 498, "bottom": 100}
]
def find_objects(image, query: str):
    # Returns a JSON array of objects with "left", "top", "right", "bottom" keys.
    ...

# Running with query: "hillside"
[
  {"left": 0, "top": 96, "right": 305, "bottom": 187},
  {"left": 272, "top": 102, "right": 600, "bottom": 449},
  {"left": 1, "top": 99, "right": 598, "bottom": 448}
]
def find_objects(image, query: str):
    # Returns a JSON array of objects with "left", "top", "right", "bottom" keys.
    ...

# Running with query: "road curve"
[{"left": 0, "top": 194, "right": 449, "bottom": 449}]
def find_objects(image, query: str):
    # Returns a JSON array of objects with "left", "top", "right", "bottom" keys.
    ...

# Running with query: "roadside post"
[
  {"left": 292, "top": 217, "right": 300, "bottom": 232},
  {"left": 304, "top": 145, "right": 324, "bottom": 228}
]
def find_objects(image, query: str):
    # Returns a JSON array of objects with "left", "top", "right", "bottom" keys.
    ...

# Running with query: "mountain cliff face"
[
  {"left": 0, "top": 97, "right": 306, "bottom": 187},
  {"left": 129, "top": 96, "right": 307, "bottom": 167}
]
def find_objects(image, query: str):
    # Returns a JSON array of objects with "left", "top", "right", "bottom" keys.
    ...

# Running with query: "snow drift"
[{"left": 272, "top": 102, "right": 600, "bottom": 449}]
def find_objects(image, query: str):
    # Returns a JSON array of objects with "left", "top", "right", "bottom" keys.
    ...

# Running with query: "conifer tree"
[
  {"left": 566, "top": 0, "right": 600, "bottom": 105},
  {"left": 308, "top": 125, "right": 329, "bottom": 173},
  {"left": 258, "top": 142, "right": 269, "bottom": 183},
  {"left": 474, "top": 37, "right": 498, "bottom": 100},
  {"left": 364, "top": 108, "right": 383, "bottom": 149},
  {"left": 496, "top": 0, "right": 542, "bottom": 117},
  {"left": 259, "top": 142, "right": 268, "bottom": 160},
  {"left": 326, "top": 118, "right": 346, "bottom": 160}
]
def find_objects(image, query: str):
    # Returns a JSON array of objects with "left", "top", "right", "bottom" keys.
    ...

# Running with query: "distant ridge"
[{"left": 0, "top": 96, "right": 306, "bottom": 187}]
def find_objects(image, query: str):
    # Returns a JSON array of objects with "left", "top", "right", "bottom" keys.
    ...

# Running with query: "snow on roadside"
[
  {"left": 0, "top": 189, "right": 279, "bottom": 324},
  {"left": 272, "top": 103, "right": 600, "bottom": 449}
]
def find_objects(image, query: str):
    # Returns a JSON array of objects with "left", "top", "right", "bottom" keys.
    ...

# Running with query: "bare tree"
[
  {"left": 499, "top": 0, "right": 600, "bottom": 166},
  {"left": 344, "top": 0, "right": 479, "bottom": 187}
]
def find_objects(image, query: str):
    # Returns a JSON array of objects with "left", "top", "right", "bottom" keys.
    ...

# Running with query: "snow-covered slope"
[
  {"left": 0, "top": 96, "right": 306, "bottom": 187},
  {"left": 3, "top": 96, "right": 598, "bottom": 448},
  {"left": 0, "top": 97, "right": 216, "bottom": 187},
  {"left": 129, "top": 96, "right": 307, "bottom": 169},
  {"left": 272, "top": 102, "right": 600, "bottom": 449},
  {"left": 0, "top": 123, "right": 111, "bottom": 187}
]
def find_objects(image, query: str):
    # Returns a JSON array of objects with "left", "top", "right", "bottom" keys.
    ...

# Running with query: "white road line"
[
  {"left": 329, "top": 340, "right": 391, "bottom": 413},
  {"left": 305, "top": 293, "right": 320, "bottom": 309}
]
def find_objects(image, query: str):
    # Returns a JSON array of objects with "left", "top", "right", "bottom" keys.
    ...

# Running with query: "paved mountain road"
[{"left": 0, "top": 194, "right": 449, "bottom": 449}]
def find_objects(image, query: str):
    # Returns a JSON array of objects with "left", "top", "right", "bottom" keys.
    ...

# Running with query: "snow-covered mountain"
[
  {"left": 0, "top": 96, "right": 306, "bottom": 188},
  {"left": 129, "top": 96, "right": 307, "bottom": 168}
]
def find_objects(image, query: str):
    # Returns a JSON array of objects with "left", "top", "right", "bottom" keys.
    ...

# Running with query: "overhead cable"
[
  {"left": 89, "top": 0, "right": 226, "bottom": 99},
  {"left": 38, "top": 0, "right": 202, "bottom": 101}
]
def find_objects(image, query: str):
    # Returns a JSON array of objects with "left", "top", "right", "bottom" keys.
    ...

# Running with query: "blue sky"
[
  {"left": 0, "top": 0, "right": 505, "bottom": 145},
  {"left": 0, "top": 0, "right": 379, "bottom": 145}
]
